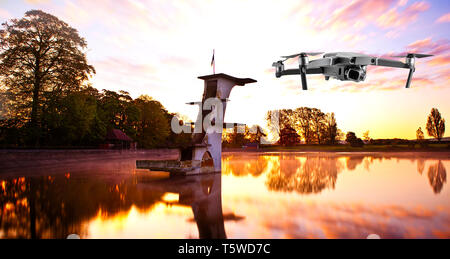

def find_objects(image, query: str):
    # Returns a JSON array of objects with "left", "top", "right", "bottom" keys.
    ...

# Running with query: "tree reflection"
[
  {"left": 222, "top": 155, "right": 269, "bottom": 177},
  {"left": 223, "top": 154, "right": 449, "bottom": 195},
  {"left": 346, "top": 155, "right": 365, "bottom": 171},
  {"left": 0, "top": 171, "right": 227, "bottom": 239},
  {"left": 427, "top": 161, "right": 447, "bottom": 194},
  {"left": 265, "top": 155, "right": 344, "bottom": 194},
  {"left": 417, "top": 159, "right": 425, "bottom": 175},
  {"left": 0, "top": 175, "right": 163, "bottom": 239}
]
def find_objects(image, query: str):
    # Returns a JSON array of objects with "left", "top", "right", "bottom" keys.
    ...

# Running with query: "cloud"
[
  {"left": 326, "top": 74, "right": 436, "bottom": 93},
  {"left": 60, "top": 0, "right": 201, "bottom": 32},
  {"left": 436, "top": 12, "right": 450, "bottom": 23},
  {"left": 406, "top": 37, "right": 450, "bottom": 55},
  {"left": 25, "top": 0, "right": 50, "bottom": 4},
  {"left": 427, "top": 55, "right": 450, "bottom": 66},
  {"left": 239, "top": 198, "right": 450, "bottom": 238},
  {"left": 91, "top": 57, "right": 161, "bottom": 96},
  {"left": 397, "top": 0, "right": 408, "bottom": 6},
  {"left": 314, "top": 0, "right": 395, "bottom": 31},
  {"left": 376, "top": 1, "right": 430, "bottom": 29},
  {"left": 161, "top": 56, "right": 195, "bottom": 67},
  {"left": 0, "top": 8, "right": 11, "bottom": 19}
]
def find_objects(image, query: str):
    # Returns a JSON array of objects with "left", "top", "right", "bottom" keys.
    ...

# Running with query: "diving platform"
[{"left": 136, "top": 73, "right": 256, "bottom": 175}]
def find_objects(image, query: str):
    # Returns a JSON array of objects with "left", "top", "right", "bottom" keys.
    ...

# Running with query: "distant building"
[{"left": 104, "top": 129, "right": 133, "bottom": 149}]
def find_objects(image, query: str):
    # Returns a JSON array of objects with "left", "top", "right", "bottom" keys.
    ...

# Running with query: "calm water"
[{"left": 0, "top": 152, "right": 449, "bottom": 239}]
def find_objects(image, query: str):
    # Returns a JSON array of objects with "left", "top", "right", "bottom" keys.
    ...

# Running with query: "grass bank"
[{"left": 225, "top": 144, "right": 450, "bottom": 153}]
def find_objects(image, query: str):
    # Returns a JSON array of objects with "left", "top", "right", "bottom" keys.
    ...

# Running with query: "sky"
[{"left": 0, "top": 0, "right": 449, "bottom": 139}]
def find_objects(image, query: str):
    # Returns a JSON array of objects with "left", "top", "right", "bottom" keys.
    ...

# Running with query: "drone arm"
[
  {"left": 374, "top": 58, "right": 415, "bottom": 88},
  {"left": 279, "top": 68, "right": 323, "bottom": 76},
  {"left": 374, "top": 58, "right": 410, "bottom": 69}
]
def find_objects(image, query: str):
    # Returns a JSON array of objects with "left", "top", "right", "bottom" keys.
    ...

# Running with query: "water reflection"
[
  {"left": 265, "top": 154, "right": 343, "bottom": 194},
  {"left": 0, "top": 152, "right": 449, "bottom": 239},
  {"left": 0, "top": 171, "right": 225, "bottom": 239},
  {"left": 427, "top": 161, "right": 447, "bottom": 194},
  {"left": 223, "top": 153, "right": 448, "bottom": 195},
  {"left": 136, "top": 173, "right": 226, "bottom": 239}
]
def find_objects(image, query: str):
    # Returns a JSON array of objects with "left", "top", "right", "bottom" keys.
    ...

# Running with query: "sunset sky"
[{"left": 1, "top": 0, "right": 449, "bottom": 139}]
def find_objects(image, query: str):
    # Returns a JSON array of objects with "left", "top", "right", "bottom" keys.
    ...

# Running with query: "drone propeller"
[
  {"left": 392, "top": 53, "right": 434, "bottom": 58},
  {"left": 281, "top": 52, "right": 324, "bottom": 59}
]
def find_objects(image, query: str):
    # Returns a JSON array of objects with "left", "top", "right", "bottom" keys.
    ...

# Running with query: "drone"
[{"left": 272, "top": 52, "right": 433, "bottom": 90}]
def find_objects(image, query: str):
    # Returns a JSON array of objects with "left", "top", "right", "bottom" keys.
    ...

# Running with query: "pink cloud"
[
  {"left": 91, "top": 57, "right": 161, "bottom": 95},
  {"left": 315, "top": 0, "right": 395, "bottom": 31},
  {"left": 376, "top": 1, "right": 430, "bottom": 29},
  {"left": 25, "top": 0, "right": 50, "bottom": 4},
  {"left": 397, "top": 0, "right": 408, "bottom": 7},
  {"left": 161, "top": 56, "right": 195, "bottom": 67},
  {"left": 0, "top": 8, "right": 11, "bottom": 19},
  {"left": 258, "top": 201, "right": 449, "bottom": 238},
  {"left": 406, "top": 38, "right": 450, "bottom": 55},
  {"left": 95, "top": 57, "right": 156, "bottom": 74},
  {"left": 436, "top": 12, "right": 450, "bottom": 23},
  {"left": 428, "top": 55, "right": 450, "bottom": 66},
  {"left": 327, "top": 73, "right": 437, "bottom": 93}
]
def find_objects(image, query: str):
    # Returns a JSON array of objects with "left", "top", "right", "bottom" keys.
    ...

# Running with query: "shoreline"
[{"left": 1, "top": 148, "right": 449, "bottom": 175}]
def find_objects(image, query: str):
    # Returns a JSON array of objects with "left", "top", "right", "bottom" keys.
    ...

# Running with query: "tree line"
[
  {"left": 0, "top": 10, "right": 446, "bottom": 149},
  {"left": 266, "top": 107, "right": 341, "bottom": 145},
  {"left": 0, "top": 10, "right": 190, "bottom": 148},
  {"left": 0, "top": 85, "right": 191, "bottom": 148}
]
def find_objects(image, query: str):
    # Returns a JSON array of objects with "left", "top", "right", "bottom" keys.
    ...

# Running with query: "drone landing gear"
[
  {"left": 405, "top": 68, "right": 414, "bottom": 88},
  {"left": 299, "top": 54, "right": 309, "bottom": 90}
]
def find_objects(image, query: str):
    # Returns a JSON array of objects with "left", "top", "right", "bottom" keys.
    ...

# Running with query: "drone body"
[{"left": 272, "top": 52, "right": 433, "bottom": 90}]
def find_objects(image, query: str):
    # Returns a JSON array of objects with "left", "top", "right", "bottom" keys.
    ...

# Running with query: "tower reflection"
[
  {"left": 136, "top": 172, "right": 226, "bottom": 239},
  {"left": 0, "top": 170, "right": 227, "bottom": 239}
]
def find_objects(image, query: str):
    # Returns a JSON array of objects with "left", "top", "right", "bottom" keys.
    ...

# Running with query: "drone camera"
[{"left": 345, "top": 66, "right": 366, "bottom": 82}]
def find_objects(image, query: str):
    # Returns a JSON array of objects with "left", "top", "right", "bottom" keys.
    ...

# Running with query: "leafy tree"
[
  {"left": 266, "top": 107, "right": 340, "bottom": 145},
  {"left": 0, "top": 10, "right": 95, "bottom": 145},
  {"left": 363, "top": 130, "right": 371, "bottom": 142},
  {"left": 416, "top": 127, "right": 424, "bottom": 141},
  {"left": 166, "top": 113, "right": 192, "bottom": 148},
  {"left": 295, "top": 107, "right": 314, "bottom": 144},
  {"left": 310, "top": 108, "right": 326, "bottom": 144},
  {"left": 265, "top": 109, "right": 294, "bottom": 142},
  {"left": 426, "top": 108, "right": 445, "bottom": 142},
  {"left": 324, "top": 112, "right": 338, "bottom": 144},
  {"left": 346, "top": 132, "right": 357, "bottom": 143},
  {"left": 134, "top": 95, "right": 170, "bottom": 148},
  {"left": 346, "top": 131, "right": 363, "bottom": 147},
  {"left": 246, "top": 125, "right": 266, "bottom": 144}
]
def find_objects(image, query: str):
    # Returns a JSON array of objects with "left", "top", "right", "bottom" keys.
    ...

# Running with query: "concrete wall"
[{"left": 0, "top": 149, "right": 179, "bottom": 173}]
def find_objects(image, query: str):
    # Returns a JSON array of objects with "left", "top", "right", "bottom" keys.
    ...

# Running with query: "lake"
[{"left": 0, "top": 151, "right": 449, "bottom": 239}]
